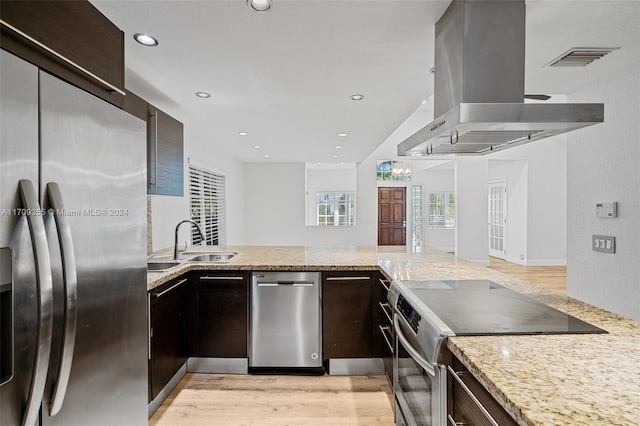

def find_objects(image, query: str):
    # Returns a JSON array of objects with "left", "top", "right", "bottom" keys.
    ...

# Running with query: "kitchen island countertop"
[{"left": 147, "top": 245, "right": 640, "bottom": 426}]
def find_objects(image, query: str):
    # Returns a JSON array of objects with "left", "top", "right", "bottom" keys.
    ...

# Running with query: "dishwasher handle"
[{"left": 257, "top": 280, "right": 314, "bottom": 287}]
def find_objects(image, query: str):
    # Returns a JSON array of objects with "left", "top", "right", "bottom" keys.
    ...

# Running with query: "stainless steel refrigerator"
[{"left": 0, "top": 49, "right": 148, "bottom": 425}]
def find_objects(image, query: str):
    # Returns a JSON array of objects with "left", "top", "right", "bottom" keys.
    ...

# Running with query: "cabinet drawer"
[
  {"left": 323, "top": 272, "right": 374, "bottom": 359},
  {"left": 448, "top": 359, "right": 517, "bottom": 426},
  {"left": 148, "top": 277, "right": 189, "bottom": 401},
  {"left": 194, "top": 272, "right": 248, "bottom": 358}
]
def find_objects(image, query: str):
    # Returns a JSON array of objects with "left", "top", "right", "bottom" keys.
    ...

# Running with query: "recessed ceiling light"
[
  {"left": 133, "top": 33, "right": 158, "bottom": 47},
  {"left": 421, "top": 100, "right": 427, "bottom": 105},
  {"left": 332, "top": 154, "right": 339, "bottom": 158},
  {"left": 247, "top": 0, "right": 272, "bottom": 12},
  {"left": 238, "top": 132, "right": 248, "bottom": 136},
  {"left": 338, "top": 133, "right": 348, "bottom": 137},
  {"left": 264, "top": 154, "right": 270, "bottom": 158},
  {"left": 335, "top": 146, "right": 343, "bottom": 149},
  {"left": 253, "top": 145, "right": 261, "bottom": 149},
  {"left": 350, "top": 94, "right": 364, "bottom": 101},
  {"left": 195, "top": 92, "right": 211, "bottom": 98}
]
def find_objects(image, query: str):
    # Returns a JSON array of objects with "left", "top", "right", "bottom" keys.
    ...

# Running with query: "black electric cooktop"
[{"left": 400, "top": 280, "right": 607, "bottom": 335}]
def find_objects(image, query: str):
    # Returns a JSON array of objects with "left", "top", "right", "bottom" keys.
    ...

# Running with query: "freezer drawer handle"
[
  {"left": 46, "top": 183, "right": 78, "bottom": 416},
  {"left": 0, "top": 19, "right": 126, "bottom": 96},
  {"left": 18, "top": 179, "right": 54, "bottom": 426}
]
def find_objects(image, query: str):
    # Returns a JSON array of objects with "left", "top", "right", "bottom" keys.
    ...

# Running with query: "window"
[
  {"left": 429, "top": 192, "right": 455, "bottom": 229},
  {"left": 189, "top": 165, "right": 226, "bottom": 245},
  {"left": 411, "top": 185, "right": 423, "bottom": 246},
  {"left": 317, "top": 192, "right": 355, "bottom": 226}
]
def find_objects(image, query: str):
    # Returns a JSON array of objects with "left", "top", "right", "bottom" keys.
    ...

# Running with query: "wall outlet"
[
  {"left": 592, "top": 235, "right": 615, "bottom": 254},
  {"left": 519, "top": 254, "right": 524, "bottom": 260}
]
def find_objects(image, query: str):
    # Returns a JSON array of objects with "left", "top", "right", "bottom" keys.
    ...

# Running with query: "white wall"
[
  {"left": 454, "top": 158, "right": 489, "bottom": 265},
  {"left": 415, "top": 164, "right": 455, "bottom": 251},
  {"left": 150, "top": 127, "right": 246, "bottom": 251},
  {"left": 305, "top": 165, "right": 356, "bottom": 225},
  {"left": 244, "top": 162, "right": 372, "bottom": 245},
  {"left": 566, "top": 63, "right": 640, "bottom": 321}
]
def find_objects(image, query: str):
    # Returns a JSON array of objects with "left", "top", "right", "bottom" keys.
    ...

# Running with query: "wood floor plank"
[
  {"left": 149, "top": 374, "right": 394, "bottom": 426},
  {"left": 487, "top": 256, "right": 567, "bottom": 294}
]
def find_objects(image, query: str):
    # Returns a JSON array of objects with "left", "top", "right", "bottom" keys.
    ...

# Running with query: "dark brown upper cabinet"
[
  {"left": 0, "top": 0, "right": 125, "bottom": 107},
  {"left": 147, "top": 104, "right": 184, "bottom": 196}
]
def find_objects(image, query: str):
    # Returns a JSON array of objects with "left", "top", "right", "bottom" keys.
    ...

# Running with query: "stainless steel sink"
[
  {"left": 147, "top": 261, "right": 181, "bottom": 271},
  {"left": 187, "top": 252, "right": 239, "bottom": 263}
]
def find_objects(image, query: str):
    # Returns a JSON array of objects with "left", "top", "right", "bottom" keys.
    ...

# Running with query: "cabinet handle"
[
  {"left": 379, "top": 302, "right": 393, "bottom": 324},
  {"left": 447, "top": 366, "right": 500, "bottom": 426},
  {"left": 0, "top": 19, "right": 126, "bottom": 96},
  {"left": 200, "top": 276, "right": 244, "bottom": 281},
  {"left": 447, "top": 414, "right": 465, "bottom": 425},
  {"left": 154, "top": 278, "right": 188, "bottom": 298},
  {"left": 378, "top": 325, "right": 394, "bottom": 354},
  {"left": 379, "top": 278, "right": 390, "bottom": 292},
  {"left": 147, "top": 293, "right": 151, "bottom": 361},
  {"left": 150, "top": 112, "right": 158, "bottom": 188},
  {"left": 326, "top": 276, "right": 371, "bottom": 281}
]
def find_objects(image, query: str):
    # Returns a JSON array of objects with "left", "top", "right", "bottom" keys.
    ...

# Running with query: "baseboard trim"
[
  {"left": 148, "top": 363, "right": 186, "bottom": 417},
  {"left": 187, "top": 357, "right": 248, "bottom": 374},
  {"left": 328, "top": 358, "right": 384, "bottom": 375},
  {"left": 524, "top": 259, "right": 567, "bottom": 267}
]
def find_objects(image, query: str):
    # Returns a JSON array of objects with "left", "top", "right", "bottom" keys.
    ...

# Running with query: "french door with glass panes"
[{"left": 488, "top": 180, "right": 507, "bottom": 259}]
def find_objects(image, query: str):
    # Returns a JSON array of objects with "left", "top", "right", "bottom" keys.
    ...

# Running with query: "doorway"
[
  {"left": 378, "top": 187, "right": 406, "bottom": 245},
  {"left": 488, "top": 180, "right": 507, "bottom": 259}
]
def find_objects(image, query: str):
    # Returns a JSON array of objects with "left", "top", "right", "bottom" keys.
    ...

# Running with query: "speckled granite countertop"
[{"left": 147, "top": 245, "right": 640, "bottom": 426}]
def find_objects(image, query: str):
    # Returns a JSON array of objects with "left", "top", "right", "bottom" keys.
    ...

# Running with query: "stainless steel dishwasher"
[{"left": 249, "top": 271, "right": 322, "bottom": 371}]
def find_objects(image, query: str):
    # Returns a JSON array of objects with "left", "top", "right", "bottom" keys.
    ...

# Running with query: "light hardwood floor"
[
  {"left": 151, "top": 259, "right": 567, "bottom": 425},
  {"left": 487, "top": 256, "right": 567, "bottom": 295},
  {"left": 150, "top": 373, "right": 394, "bottom": 425}
]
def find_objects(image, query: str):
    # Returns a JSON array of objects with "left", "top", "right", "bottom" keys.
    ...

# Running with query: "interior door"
[
  {"left": 488, "top": 180, "right": 508, "bottom": 259},
  {"left": 378, "top": 187, "right": 406, "bottom": 246}
]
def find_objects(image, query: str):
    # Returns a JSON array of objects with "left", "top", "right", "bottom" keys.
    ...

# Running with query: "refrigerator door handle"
[
  {"left": 45, "top": 183, "right": 78, "bottom": 416},
  {"left": 17, "top": 179, "right": 54, "bottom": 426}
]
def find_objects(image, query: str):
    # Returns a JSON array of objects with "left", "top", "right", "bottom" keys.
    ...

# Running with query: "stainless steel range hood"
[{"left": 397, "top": 0, "right": 604, "bottom": 157}]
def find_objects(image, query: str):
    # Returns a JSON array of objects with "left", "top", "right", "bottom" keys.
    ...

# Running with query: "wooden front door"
[{"left": 378, "top": 187, "right": 406, "bottom": 245}]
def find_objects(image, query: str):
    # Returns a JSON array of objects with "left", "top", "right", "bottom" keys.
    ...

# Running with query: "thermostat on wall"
[{"left": 595, "top": 201, "right": 617, "bottom": 218}]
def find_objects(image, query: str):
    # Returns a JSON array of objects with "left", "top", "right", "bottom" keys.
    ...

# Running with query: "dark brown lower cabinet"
[
  {"left": 448, "top": 356, "right": 518, "bottom": 426},
  {"left": 148, "top": 276, "right": 189, "bottom": 402},
  {"left": 194, "top": 271, "right": 248, "bottom": 358},
  {"left": 322, "top": 271, "right": 374, "bottom": 359},
  {"left": 373, "top": 274, "right": 394, "bottom": 384}
]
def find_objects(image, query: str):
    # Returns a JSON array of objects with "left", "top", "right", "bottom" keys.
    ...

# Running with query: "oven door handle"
[{"left": 394, "top": 314, "right": 436, "bottom": 377}]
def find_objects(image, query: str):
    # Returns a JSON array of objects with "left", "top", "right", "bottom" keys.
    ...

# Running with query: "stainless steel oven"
[
  {"left": 393, "top": 313, "right": 446, "bottom": 426},
  {"left": 389, "top": 282, "right": 454, "bottom": 426}
]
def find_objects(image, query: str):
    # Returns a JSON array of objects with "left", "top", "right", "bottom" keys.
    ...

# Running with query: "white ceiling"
[{"left": 90, "top": 0, "right": 639, "bottom": 164}]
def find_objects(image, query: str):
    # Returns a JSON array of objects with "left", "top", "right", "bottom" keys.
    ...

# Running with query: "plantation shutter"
[{"left": 189, "top": 165, "right": 226, "bottom": 245}]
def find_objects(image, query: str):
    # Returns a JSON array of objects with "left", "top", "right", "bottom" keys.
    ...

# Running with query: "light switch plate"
[{"left": 592, "top": 235, "right": 615, "bottom": 253}]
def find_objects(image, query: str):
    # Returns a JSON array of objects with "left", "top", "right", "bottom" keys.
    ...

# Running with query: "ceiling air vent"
[{"left": 546, "top": 47, "right": 620, "bottom": 67}]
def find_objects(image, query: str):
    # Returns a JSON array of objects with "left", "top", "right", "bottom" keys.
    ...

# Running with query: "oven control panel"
[{"left": 397, "top": 295, "right": 421, "bottom": 333}]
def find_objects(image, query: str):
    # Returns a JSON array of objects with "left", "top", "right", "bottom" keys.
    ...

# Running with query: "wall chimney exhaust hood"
[{"left": 397, "top": 0, "right": 604, "bottom": 157}]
